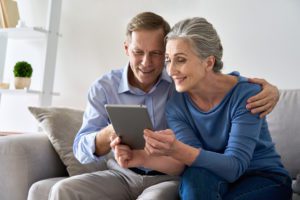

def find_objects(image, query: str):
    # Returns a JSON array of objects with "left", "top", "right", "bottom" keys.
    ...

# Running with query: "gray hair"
[{"left": 166, "top": 17, "right": 223, "bottom": 72}]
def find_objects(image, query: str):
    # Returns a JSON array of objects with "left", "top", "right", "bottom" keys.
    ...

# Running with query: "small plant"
[{"left": 13, "top": 61, "right": 33, "bottom": 78}]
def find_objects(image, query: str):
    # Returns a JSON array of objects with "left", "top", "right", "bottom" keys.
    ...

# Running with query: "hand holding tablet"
[{"left": 105, "top": 104, "right": 153, "bottom": 149}]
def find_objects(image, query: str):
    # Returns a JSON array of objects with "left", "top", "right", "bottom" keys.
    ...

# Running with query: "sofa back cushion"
[
  {"left": 28, "top": 107, "right": 111, "bottom": 176},
  {"left": 267, "top": 89, "right": 300, "bottom": 178}
]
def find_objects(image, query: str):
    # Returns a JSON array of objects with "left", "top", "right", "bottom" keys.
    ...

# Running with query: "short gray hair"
[
  {"left": 126, "top": 12, "right": 170, "bottom": 39},
  {"left": 166, "top": 17, "right": 223, "bottom": 72}
]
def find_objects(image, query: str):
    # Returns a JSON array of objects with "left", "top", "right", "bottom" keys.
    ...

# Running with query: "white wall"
[
  {"left": 1, "top": 0, "right": 300, "bottom": 131},
  {"left": 53, "top": 0, "right": 300, "bottom": 109}
]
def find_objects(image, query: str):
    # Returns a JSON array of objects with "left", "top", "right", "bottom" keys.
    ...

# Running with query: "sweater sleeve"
[{"left": 192, "top": 108, "right": 263, "bottom": 182}]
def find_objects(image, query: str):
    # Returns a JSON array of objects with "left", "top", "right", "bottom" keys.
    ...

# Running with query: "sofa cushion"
[
  {"left": 267, "top": 89, "right": 300, "bottom": 178},
  {"left": 28, "top": 107, "right": 108, "bottom": 176}
]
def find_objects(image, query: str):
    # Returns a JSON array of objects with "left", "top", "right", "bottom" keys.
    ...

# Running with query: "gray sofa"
[{"left": 0, "top": 89, "right": 299, "bottom": 200}]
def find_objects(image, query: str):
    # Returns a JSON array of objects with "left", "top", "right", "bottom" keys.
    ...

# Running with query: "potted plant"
[{"left": 13, "top": 61, "right": 33, "bottom": 89}]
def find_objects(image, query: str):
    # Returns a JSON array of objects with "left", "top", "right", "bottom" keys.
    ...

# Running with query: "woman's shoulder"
[
  {"left": 229, "top": 71, "right": 262, "bottom": 98},
  {"left": 167, "top": 91, "right": 187, "bottom": 111},
  {"left": 228, "top": 78, "right": 262, "bottom": 107}
]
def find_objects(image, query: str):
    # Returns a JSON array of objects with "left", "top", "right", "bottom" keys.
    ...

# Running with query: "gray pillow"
[
  {"left": 267, "top": 89, "right": 300, "bottom": 179},
  {"left": 28, "top": 107, "right": 107, "bottom": 176}
]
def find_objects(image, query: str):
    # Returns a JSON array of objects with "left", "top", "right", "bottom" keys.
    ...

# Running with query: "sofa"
[{"left": 0, "top": 89, "right": 299, "bottom": 200}]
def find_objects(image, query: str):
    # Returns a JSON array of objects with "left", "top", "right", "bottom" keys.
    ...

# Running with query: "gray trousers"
[{"left": 49, "top": 159, "right": 180, "bottom": 200}]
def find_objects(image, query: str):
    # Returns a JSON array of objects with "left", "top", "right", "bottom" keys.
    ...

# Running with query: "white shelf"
[
  {"left": 0, "top": 89, "right": 59, "bottom": 96},
  {"left": 0, "top": 27, "right": 48, "bottom": 40}
]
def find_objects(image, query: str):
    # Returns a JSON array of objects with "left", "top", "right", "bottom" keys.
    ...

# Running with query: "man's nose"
[{"left": 141, "top": 54, "right": 151, "bottom": 67}]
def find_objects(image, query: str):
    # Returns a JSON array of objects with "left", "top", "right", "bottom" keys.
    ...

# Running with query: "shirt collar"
[
  {"left": 118, "top": 64, "right": 131, "bottom": 93},
  {"left": 118, "top": 63, "right": 172, "bottom": 94}
]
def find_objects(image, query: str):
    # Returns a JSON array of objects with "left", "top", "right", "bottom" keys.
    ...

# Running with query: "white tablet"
[{"left": 105, "top": 104, "right": 153, "bottom": 149}]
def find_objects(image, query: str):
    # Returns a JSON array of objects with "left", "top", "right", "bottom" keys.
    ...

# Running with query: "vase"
[{"left": 14, "top": 77, "right": 31, "bottom": 89}]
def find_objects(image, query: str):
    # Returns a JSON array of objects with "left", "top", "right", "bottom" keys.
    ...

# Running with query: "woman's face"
[{"left": 165, "top": 38, "right": 209, "bottom": 93}]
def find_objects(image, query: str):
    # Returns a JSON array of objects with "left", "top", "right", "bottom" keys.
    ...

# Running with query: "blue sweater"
[{"left": 166, "top": 73, "right": 289, "bottom": 182}]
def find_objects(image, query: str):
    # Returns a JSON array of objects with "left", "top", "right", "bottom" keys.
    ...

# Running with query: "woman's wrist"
[{"left": 170, "top": 140, "right": 200, "bottom": 166}]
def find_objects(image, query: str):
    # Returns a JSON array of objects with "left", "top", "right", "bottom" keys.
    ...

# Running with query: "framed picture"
[{"left": 0, "top": 0, "right": 19, "bottom": 28}]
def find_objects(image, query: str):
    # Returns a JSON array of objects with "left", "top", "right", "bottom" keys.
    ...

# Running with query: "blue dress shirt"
[{"left": 73, "top": 64, "right": 174, "bottom": 164}]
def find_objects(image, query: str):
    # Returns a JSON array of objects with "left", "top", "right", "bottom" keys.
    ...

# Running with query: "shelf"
[
  {"left": 0, "top": 27, "right": 48, "bottom": 40},
  {"left": 0, "top": 89, "right": 59, "bottom": 96}
]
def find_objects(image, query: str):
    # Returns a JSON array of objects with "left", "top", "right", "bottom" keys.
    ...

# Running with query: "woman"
[
  {"left": 160, "top": 17, "right": 291, "bottom": 199},
  {"left": 112, "top": 17, "right": 292, "bottom": 199}
]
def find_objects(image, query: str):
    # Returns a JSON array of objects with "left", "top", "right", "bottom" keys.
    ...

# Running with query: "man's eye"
[
  {"left": 152, "top": 52, "right": 163, "bottom": 56},
  {"left": 133, "top": 51, "right": 143, "bottom": 55}
]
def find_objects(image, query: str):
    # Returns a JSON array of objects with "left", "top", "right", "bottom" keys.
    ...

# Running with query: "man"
[{"left": 50, "top": 12, "right": 279, "bottom": 200}]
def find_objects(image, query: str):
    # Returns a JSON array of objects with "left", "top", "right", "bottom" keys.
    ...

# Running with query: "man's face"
[{"left": 125, "top": 28, "right": 165, "bottom": 92}]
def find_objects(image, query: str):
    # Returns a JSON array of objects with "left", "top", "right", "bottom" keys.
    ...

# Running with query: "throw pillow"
[{"left": 28, "top": 106, "right": 109, "bottom": 176}]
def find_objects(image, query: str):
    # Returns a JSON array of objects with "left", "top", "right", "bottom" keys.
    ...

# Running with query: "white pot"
[{"left": 14, "top": 77, "right": 31, "bottom": 89}]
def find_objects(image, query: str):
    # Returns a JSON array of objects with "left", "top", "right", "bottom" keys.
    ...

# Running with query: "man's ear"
[
  {"left": 124, "top": 40, "right": 130, "bottom": 56},
  {"left": 205, "top": 56, "right": 215, "bottom": 71}
]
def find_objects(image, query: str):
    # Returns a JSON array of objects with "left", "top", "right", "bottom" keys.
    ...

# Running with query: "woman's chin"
[{"left": 175, "top": 86, "right": 187, "bottom": 93}]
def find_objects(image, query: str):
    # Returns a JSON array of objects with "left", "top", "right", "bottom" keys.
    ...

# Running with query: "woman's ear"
[{"left": 205, "top": 56, "right": 215, "bottom": 71}]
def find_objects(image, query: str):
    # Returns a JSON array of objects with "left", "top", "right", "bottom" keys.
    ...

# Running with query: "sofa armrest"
[{"left": 0, "top": 133, "right": 68, "bottom": 200}]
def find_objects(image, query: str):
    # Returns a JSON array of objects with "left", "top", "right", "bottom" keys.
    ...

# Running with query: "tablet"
[{"left": 105, "top": 104, "right": 153, "bottom": 149}]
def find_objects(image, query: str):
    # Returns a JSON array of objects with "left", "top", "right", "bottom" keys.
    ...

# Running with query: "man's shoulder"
[{"left": 92, "top": 68, "right": 123, "bottom": 86}]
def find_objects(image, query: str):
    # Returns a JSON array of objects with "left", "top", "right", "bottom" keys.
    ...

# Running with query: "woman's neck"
[{"left": 188, "top": 73, "right": 238, "bottom": 112}]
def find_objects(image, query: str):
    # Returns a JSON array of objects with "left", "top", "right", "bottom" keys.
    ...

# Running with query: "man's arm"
[{"left": 246, "top": 78, "right": 279, "bottom": 118}]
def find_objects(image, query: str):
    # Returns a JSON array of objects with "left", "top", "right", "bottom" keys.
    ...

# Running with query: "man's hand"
[
  {"left": 110, "top": 136, "right": 145, "bottom": 168},
  {"left": 247, "top": 78, "right": 279, "bottom": 118},
  {"left": 95, "top": 124, "right": 117, "bottom": 156}
]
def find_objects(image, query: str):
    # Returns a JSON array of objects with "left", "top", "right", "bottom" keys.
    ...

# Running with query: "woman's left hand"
[
  {"left": 144, "top": 129, "right": 177, "bottom": 156},
  {"left": 246, "top": 78, "right": 279, "bottom": 118}
]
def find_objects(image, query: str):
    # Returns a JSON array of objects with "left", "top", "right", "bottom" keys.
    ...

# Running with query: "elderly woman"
[
  {"left": 162, "top": 17, "right": 291, "bottom": 199},
  {"left": 112, "top": 17, "right": 292, "bottom": 200}
]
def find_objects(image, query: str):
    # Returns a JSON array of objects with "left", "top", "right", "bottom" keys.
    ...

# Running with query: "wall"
[
  {"left": 1, "top": 0, "right": 300, "bottom": 131},
  {"left": 53, "top": 0, "right": 300, "bottom": 109}
]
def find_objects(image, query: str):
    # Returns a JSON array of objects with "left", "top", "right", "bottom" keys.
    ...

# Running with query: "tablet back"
[{"left": 105, "top": 104, "right": 153, "bottom": 149}]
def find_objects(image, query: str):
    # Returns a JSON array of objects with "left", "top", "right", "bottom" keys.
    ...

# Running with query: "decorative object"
[
  {"left": 0, "top": 82, "right": 9, "bottom": 89},
  {"left": 13, "top": 61, "right": 33, "bottom": 89},
  {"left": 0, "top": 0, "right": 20, "bottom": 28}
]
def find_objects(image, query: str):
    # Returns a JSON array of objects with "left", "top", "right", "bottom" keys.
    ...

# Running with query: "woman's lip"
[{"left": 173, "top": 76, "right": 186, "bottom": 84}]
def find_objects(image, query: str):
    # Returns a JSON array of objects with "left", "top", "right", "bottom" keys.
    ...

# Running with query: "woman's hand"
[
  {"left": 144, "top": 129, "right": 177, "bottom": 156},
  {"left": 247, "top": 78, "right": 279, "bottom": 118}
]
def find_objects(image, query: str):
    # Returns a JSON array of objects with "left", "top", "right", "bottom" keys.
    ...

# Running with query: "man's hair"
[
  {"left": 166, "top": 17, "right": 223, "bottom": 73},
  {"left": 126, "top": 12, "right": 170, "bottom": 39}
]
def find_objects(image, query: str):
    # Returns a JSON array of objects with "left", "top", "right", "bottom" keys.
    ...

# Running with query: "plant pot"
[{"left": 14, "top": 77, "right": 31, "bottom": 89}]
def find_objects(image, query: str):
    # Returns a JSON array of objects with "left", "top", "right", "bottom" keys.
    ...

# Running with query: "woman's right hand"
[{"left": 143, "top": 129, "right": 177, "bottom": 156}]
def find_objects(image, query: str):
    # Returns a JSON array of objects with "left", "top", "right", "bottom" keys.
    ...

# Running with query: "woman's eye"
[{"left": 177, "top": 57, "right": 186, "bottom": 63}]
